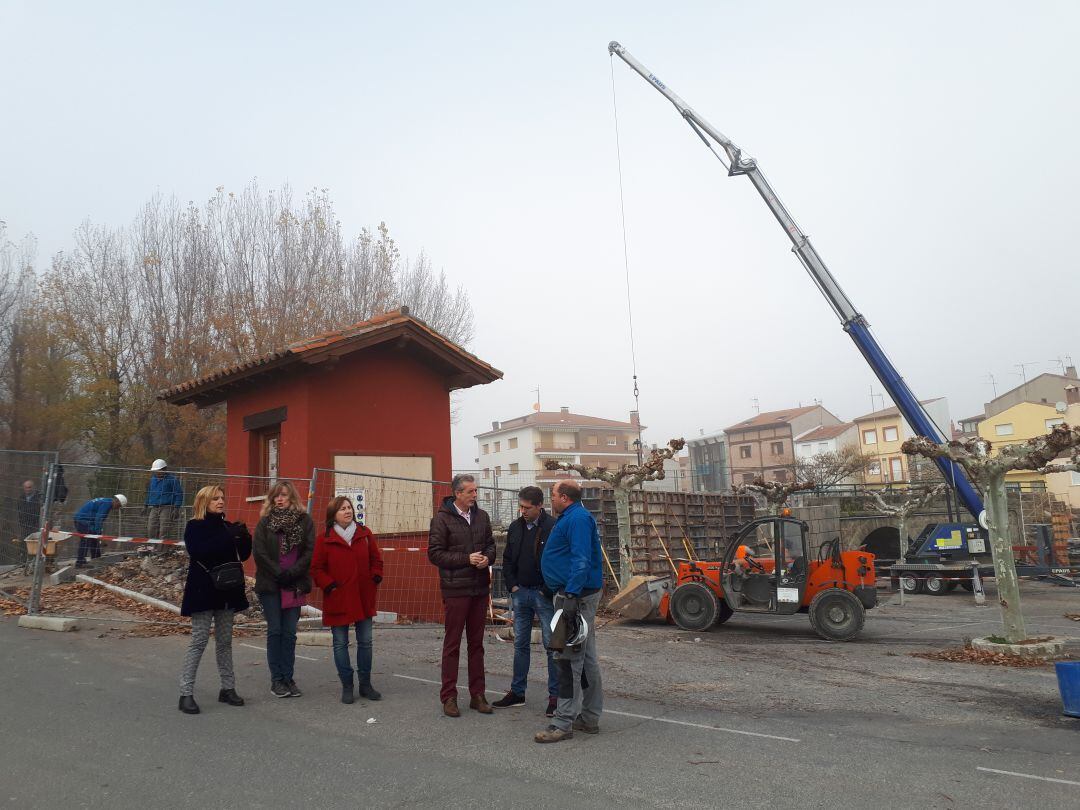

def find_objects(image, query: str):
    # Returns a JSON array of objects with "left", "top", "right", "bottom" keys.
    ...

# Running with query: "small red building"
[{"left": 162, "top": 308, "right": 502, "bottom": 620}]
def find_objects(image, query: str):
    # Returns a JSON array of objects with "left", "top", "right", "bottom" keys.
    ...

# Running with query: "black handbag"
[{"left": 197, "top": 533, "right": 245, "bottom": 591}]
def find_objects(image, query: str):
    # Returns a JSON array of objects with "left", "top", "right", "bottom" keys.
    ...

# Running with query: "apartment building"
[
  {"left": 474, "top": 407, "right": 643, "bottom": 486},
  {"left": 725, "top": 405, "right": 842, "bottom": 486},
  {"left": 854, "top": 397, "right": 951, "bottom": 486}
]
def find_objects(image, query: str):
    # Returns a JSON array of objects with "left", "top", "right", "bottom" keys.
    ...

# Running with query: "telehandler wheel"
[
  {"left": 924, "top": 575, "right": 948, "bottom": 595},
  {"left": 899, "top": 574, "right": 923, "bottom": 594},
  {"left": 808, "top": 589, "right": 866, "bottom": 642},
  {"left": 669, "top": 581, "right": 720, "bottom": 632}
]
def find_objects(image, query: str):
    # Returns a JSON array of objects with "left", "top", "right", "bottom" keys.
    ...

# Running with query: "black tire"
[
  {"left": 960, "top": 581, "right": 975, "bottom": 592},
  {"left": 924, "top": 575, "right": 948, "bottom": 595},
  {"left": 809, "top": 589, "right": 866, "bottom": 642},
  {"left": 899, "top": 574, "right": 923, "bottom": 594},
  {"left": 715, "top": 599, "right": 734, "bottom": 626},
  {"left": 669, "top": 582, "right": 720, "bottom": 632}
]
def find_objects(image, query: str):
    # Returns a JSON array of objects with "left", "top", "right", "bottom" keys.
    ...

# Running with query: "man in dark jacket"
[
  {"left": 428, "top": 473, "right": 496, "bottom": 717},
  {"left": 492, "top": 486, "right": 558, "bottom": 715},
  {"left": 17, "top": 481, "right": 43, "bottom": 563},
  {"left": 535, "top": 479, "right": 605, "bottom": 743}
]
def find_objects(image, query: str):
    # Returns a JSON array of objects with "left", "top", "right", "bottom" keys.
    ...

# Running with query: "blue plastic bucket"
[{"left": 1056, "top": 661, "right": 1080, "bottom": 718}]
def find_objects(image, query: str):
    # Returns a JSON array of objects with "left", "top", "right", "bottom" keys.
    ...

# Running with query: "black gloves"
[
  {"left": 324, "top": 582, "right": 338, "bottom": 597},
  {"left": 373, "top": 575, "right": 382, "bottom": 585},
  {"left": 276, "top": 570, "right": 295, "bottom": 587},
  {"left": 561, "top": 594, "right": 580, "bottom": 624}
]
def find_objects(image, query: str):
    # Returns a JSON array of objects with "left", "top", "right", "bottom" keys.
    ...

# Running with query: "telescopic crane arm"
[{"left": 608, "top": 41, "right": 987, "bottom": 528}]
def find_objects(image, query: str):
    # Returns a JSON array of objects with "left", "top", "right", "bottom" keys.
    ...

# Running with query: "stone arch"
[{"left": 863, "top": 525, "right": 901, "bottom": 560}]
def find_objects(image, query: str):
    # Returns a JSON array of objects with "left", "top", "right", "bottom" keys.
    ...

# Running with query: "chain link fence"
[{"left": 0, "top": 449, "right": 57, "bottom": 569}]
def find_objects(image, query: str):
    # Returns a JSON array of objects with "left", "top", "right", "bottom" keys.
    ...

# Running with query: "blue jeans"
[
  {"left": 332, "top": 619, "right": 373, "bottom": 683},
  {"left": 510, "top": 586, "right": 557, "bottom": 698},
  {"left": 258, "top": 592, "right": 300, "bottom": 681}
]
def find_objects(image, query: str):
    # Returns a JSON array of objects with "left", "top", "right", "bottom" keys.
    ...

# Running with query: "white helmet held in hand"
[
  {"left": 114, "top": 494, "right": 128, "bottom": 508},
  {"left": 150, "top": 459, "right": 167, "bottom": 471},
  {"left": 550, "top": 608, "right": 589, "bottom": 647}
]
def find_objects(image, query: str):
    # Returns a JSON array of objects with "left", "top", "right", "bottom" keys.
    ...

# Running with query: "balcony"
[{"left": 535, "top": 442, "right": 578, "bottom": 452}]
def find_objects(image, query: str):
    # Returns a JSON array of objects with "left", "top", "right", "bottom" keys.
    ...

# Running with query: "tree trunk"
[
  {"left": 614, "top": 486, "right": 632, "bottom": 588},
  {"left": 897, "top": 514, "right": 906, "bottom": 561},
  {"left": 985, "top": 470, "right": 1027, "bottom": 643}
]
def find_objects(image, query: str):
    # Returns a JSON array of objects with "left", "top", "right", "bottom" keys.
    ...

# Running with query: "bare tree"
[
  {"left": 860, "top": 484, "right": 947, "bottom": 562},
  {"left": 903, "top": 425, "right": 1080, "bottom": 643},
  {"left": 544, "top": 439, "right": 686, "bottom": 587},
  {"left": 794, "top": 446, "right": 876, "bottom": 488},
  {"left": 734, "top": 477, "right": 816, "bottom": 515}
]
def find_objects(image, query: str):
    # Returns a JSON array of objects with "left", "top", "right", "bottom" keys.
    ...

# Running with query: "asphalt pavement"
[{"left": 2, "top": 582, "right": 1079, "bottom": 809}]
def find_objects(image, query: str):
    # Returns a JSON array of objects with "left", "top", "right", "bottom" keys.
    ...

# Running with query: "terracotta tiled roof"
[
  {"left": 476, "top": 411, "right": 642, "bottom": 439},
  {"left": 854, "top": 398, "right": 942, "bottom": 422},
  {"left": 797, "top": 423, "right": 855, "bottom": 442},
  {"left": 725, "top": 405, "right": 819, "bottom": 433},
  {"left": 160, "top": 308, "right": 502, "bottom": 407}
]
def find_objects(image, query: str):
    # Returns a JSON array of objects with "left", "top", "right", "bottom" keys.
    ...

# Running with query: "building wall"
[
  {"left": 978, "top": 401, "right": 1065, "bottom": 485},
  {"left": 727, "top": 425, "right": 795, "bottom": 484},
  {"left": 984, "top": 370, "right": 1078, "bottom": 418},
  {"left": 687, "top": 434, "right": 729, "bottom": 492},
  {"left": 478, "top": 425, "right": 535, "bottom": 482}
]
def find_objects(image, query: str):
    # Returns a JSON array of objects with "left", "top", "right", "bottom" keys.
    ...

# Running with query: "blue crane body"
[{"left": 608, "top": 41, "right": 987, "bottom": 529}]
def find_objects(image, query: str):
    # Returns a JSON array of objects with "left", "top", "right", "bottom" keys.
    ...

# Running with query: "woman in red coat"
[{"left": 311, "top": 496, "right": 384, "bottom": 704}]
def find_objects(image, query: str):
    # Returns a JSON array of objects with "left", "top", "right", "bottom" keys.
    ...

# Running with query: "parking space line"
[
  {"left": 240, "top": 642, "right": 320, "bottom": 662},
  {"left": 976, "top": 767, "right": 1080, "bottom": 787},
  {"left": 392, "top": 674, "right": 800, "bottom": 743}
]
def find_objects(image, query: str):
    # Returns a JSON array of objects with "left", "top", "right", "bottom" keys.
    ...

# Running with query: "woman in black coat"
[{"left": 178, "top": 485, "right": 252, "bottom": 715}]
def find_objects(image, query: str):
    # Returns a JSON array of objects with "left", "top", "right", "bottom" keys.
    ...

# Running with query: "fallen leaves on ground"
[
  {"left": 911, "top": 647, "right": 1049, "bottom": 668},
  {"left": 1065, "top": 613, "right": 1080, "bottom": 622}
]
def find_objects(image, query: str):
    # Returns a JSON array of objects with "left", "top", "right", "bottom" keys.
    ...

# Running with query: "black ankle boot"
[
  {"left": 178, "top": 695, "right": 200, "bottom": 714},
  {"left": 218, "top": 688, "right": 245, "bottom": 706},
  {"left": 358, "top": 679, "right": 382, "bottom": 701},
  {"left": 341, "top": 676, "right": 355, "bottom": 705}
]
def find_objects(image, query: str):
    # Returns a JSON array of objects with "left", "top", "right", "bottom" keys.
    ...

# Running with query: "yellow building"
[
  {"left": 1045, "top": 387, "right": 1080, "bottom": 510},
  {"left": 977, "top": 401, "right": 1067, "bottom": 487},
  {"left": 854, "top": 398, "right": 950, "bottom": 487}
]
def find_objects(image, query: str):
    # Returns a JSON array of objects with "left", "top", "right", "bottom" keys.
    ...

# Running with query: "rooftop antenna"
[
  {"left": 1013, "top": 362, "right": 1039, "bottom": 383},
  {"left": 751, "top": 397, "right": 760, "bottom": 414},
  {"left": 984, "top": 373, "right": 998, "bottom": 398}
]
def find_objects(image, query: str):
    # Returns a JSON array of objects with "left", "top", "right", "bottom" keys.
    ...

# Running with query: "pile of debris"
[
  {"left": 911, "top": 646, "right": 1053, "bottom": 669},
  {"left": 93, "top": 554, "right": 267, "bottom": 623}
]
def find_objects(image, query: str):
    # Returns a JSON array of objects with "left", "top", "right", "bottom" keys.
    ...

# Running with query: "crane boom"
[{"left": 608, "top": 41, "right": 987, "bottom": 528}]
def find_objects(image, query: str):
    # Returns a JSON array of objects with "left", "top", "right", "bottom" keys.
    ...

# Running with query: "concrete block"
[
  {"left": 971, "top": 635, "right": 1068, "bottom": 659},
  {"left": 50, "top": 565, "right": 76, "bottom": 585},
  {"left": 373, "top": 611, "right": 397, "bottom": 624},
  {"left": 296, "top": 631, "right": 333, "bottom": 647},
  {"left": 18, "top": 615, "right": 78, "bottom": 632}
]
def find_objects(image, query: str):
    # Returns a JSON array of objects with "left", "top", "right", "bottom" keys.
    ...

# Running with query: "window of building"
[
  {"left": 890, "top": 458, "right": 904, "bottom": 482},
  {"left": 494, "top": 441, "right": 501, "bottom": 452},
  {"left": 1071, "top": 471, "right": 1080, "bottom": 486},
  {"left": 481, "top": 443, "right": 489, "bottom": 455},
  {"left": 773, "top": 469, "right": 788, "bottom": 482},
  {"left": 741, "top": 473, "right": 755, "bottom": 483},
  {"left": 607, "top": 436, "right": 618, "bottom": 446},
  {"left": 588, "top": 435, "right": 598, "bottom": 446},
  {"left": 883, "top": 426, "right": 899, "bottom": 442},
  {"left": 739, "top": 445, "right": 752, "bottom": 459},
  {"left": 863, "top": 429, "right": 877, "bottom": 445},
  {"left": 508, "top": 437, "right": 518, "bottom": 449},
  {"left": 509, "top": 463, "right": 519, "bottom": 474},
  {"left": 868, "top": 461, "right": 881, "bottom": 476},
  {"left": 817, "top": 442, "right": 828, "bottom": 452},
  {"left": 483, "top": 468, "right": 490, "bottom": 479},
  {"left": 994, "top": 423, "right": 1014, "bottom": 436},
  {"left": 1029, "top": 481, "right": 1046, "bottom": 491},
  {"left": 800, "top": 443, "right": 811, "bottom": 453},
  {"left": 1046, "top": 418, "right": 1065, "bottom": 430},
  {"left": 495, "top": 466, "right": 502, "bottom": 476},
  {"left": 771, "top": 441, "right": 784, "bottom": 456}
]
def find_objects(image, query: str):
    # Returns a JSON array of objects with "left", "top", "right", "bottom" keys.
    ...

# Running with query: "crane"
[{"left": 608, "top": 41, "right": 987, "bottom": 528}]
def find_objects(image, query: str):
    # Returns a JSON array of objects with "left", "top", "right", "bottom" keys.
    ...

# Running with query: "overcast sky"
[{"left": 3, "top": 1, "right": 1077, "bottom": 470}]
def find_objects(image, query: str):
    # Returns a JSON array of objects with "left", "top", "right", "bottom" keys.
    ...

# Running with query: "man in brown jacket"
[{"left": 428, "top": 473, "right": 496, "bottom": 717}]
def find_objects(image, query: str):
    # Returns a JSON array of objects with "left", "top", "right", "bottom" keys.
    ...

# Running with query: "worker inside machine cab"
[
  {"left": 780, "top": 525, "right": 807, "bottom": 581},
  {"left": 732, "top": 544, "right": 753, "bottom": 576}
]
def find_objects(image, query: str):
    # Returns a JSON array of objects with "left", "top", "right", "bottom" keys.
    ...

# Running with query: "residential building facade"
[
  {"left": 725, "top": 405, "right": 842, "bottom": 486},
  {"left": 977, "top": 400, "right": 1067, "bottom": 488},
  {"left": 1046, "top": 385, "right": 1080, "bottom": 509},
  {"left": 983, "top": 367, "right": 1078, "bottom": 418},
  {"left": 854, "top": 398, "right": 951, "bottom": 486}
]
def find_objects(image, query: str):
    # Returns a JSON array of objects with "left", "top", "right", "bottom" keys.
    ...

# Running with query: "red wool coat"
[{"left": 310, "top": 523, "right": 384, "bottom": 626}]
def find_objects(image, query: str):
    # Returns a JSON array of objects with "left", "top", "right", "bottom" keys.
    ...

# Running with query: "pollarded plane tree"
[
  {"left": 902, "top": 425, "right": 1080, "bottom": 643},
  {"left": 544, "top": 439, "right": 686, "bottom": 588}
]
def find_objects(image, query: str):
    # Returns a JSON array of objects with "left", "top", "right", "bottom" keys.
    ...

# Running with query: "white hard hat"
[
  {"left": 150, "top": 459, "right": 167, "bottom": 471},
  {"left": 550, "top": 608, "right": 589, "bottom": 647},
  {"left": 114, "top": 494, "right": 128, "bottom": 507}
]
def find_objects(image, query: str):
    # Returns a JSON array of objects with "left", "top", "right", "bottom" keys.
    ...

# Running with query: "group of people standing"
[
  {"left": 177, "top": 481, "right": 383, "bottom": 713},
  {"left": 173, "top": 470, "right": 605, "bottom": 746}
]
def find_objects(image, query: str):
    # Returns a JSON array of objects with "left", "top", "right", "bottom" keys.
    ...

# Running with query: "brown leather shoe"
[
  {"left": 469, "top": 694, "right": 493, "bottom": 714},
  {"left": 534, "top": 724, "right": 574, "bottom": 743},
  {"left": 572, "top": 718, "right": 599, "bottom": 735},
  {"left": 443, "top": 697, "right": 460, "bottom": 718}
]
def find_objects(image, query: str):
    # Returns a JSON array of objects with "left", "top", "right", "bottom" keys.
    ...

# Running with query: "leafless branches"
[{"left": 543, "top": 438, "right": 686, "bottom": 489}]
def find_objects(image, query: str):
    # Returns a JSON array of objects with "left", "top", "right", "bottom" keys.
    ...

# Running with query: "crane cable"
[{"left": 609, "top": 55, "right": 643, "bottom": 460}]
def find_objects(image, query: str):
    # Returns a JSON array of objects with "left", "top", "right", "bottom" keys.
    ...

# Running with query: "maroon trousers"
[{"left": 440, "top": 594, "right": 487, "bottom": 703}]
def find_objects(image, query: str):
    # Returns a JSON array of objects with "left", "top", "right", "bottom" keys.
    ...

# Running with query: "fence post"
[
  {"left": 27, "top": 459, "right": 59, "bottom": 615},
  {"left": 306, "top": 467, "right": 318, "bottom": 515}
]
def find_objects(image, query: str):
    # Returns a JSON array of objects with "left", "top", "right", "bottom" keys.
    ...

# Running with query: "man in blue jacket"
[
  {"left": 145, "top": 458, "right": 184, "bottom": 539},
  {"left": 74, "top": 494, "right": 127, "bottom": 567},
  {"left": 535, "top": 479, "right": 604, "bottom": 743}
]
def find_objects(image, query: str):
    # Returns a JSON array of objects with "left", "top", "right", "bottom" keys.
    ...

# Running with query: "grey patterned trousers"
[{"left": 179, "top": 609, "right": 236, "bottom": 696}]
